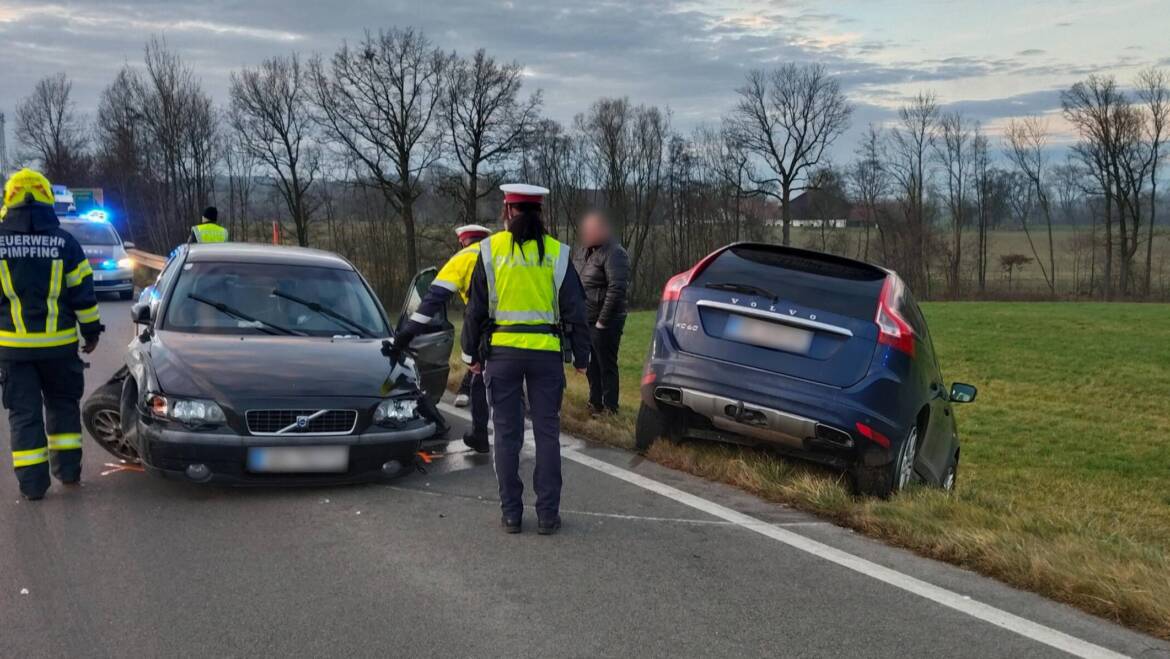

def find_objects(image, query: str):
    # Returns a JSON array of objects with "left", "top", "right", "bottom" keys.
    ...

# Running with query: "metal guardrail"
[{"left": 128, "top": 248, "right": 167, "bottom": 271}]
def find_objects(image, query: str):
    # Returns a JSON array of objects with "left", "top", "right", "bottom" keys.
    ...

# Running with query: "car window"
[
  {"left": 694, "top": 246, "right": 885, "bottom": 319},
  {"left": 61, "top": 222, "right": 120, "bottom": 246},
  {"left": 163, "top": 261, "right": 389, "bottom": 337}
]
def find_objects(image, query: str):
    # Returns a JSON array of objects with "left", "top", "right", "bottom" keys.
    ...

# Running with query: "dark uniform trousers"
[
  {"left": 485, "top": 354, "right": 565, "bottom": 521},
  {"left": 469, "top": 372, "right": 489, "bottom": 439},
  {"left": 1, "top": 355, "right": 85, "bottom": 496}
]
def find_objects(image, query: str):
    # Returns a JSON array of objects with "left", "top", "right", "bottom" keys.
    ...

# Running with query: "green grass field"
[{"left": 450, "top": 303, "right": 1170, "bottom": 638}]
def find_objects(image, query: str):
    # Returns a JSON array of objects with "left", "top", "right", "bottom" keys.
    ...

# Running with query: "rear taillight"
[
  {"left": 875, "top": 276, "right": 915, "bottom": 357},
  {"left": 661, "top": 247, "right": 727, "bottom": 302},
  {"left": 855, "top": 422, "right": 891, "bottom": 448}
]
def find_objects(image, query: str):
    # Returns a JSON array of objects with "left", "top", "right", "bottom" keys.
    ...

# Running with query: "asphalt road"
[{"left": 2, "top": 299, "right": 1167, "bottom": 659}]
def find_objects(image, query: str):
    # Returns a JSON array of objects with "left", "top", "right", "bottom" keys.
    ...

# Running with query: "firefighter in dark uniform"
[
  {"left": 189, "top": 206, "right": 227, "bottom": 243},
  {"left": 0, "top": 169, "right": 103, "bottom": 500},
  {"left": 391, "top": 224, "right": 493, "bottom": 452},
  {"left": 463, "top": 184, "right": 591, "bottom": 535}
]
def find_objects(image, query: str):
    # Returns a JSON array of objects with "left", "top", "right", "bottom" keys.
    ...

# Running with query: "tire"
[
  {"left": 852, "top": 426, "right": 919, "bottom": 498},
  {"left": 83, "top": 379, "right": 140, "bottom": 463},
  {"left": 635, "top": 403, "right": 667, "bottom": 453},
  {"left": 119, "top": 289, "right": 134, "bottom": 300}
]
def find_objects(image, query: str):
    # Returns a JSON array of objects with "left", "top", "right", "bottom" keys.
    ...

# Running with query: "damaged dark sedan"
[{"left": 89, "top": 243, "right": 454, "bottom": 484}]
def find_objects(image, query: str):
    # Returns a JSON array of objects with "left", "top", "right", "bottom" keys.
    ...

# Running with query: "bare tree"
[
  {"left": 934, "top": 112, "right": 974, "bottom": 296},
  {"left": 848, "top": 125, "right": 887, "bottom": 262},
  {"left": 886, "top": 92, "right": 940, "bottom": 292},
  {"left": 727, "top": 63, "right": 852, "bottom": 245},
  {"left": 222, "top": 136, "right": 260, "bottom": 242},
  {"left": 15, "top": 72, "right": 89, "bottom": 182},
  {"left": 123, "top": 39, "right": 220, "bottom": 251},
  {"left": 443, "top": 49, "right": 542, "bottom": 223},
  {"left": 311, "top": 28, "right": 451, "bottom": 274},
  {"left": 576, "top": 98, "right": 670, "bottom": 297},
  {"left": 1136, "top": 68, "right": 1169, "bottom": 296},
  {"left": 94, "top": 68, "right": 145, "bottom": 243},
  {"left": 970, "top": 129, "right": 995, "bottom": 292},
  {"left": 1004, "top": 116, "right": 1057, "bottom": 296},
  {"left": 231, "top": 54, "right": 320, "bottom": 246}
]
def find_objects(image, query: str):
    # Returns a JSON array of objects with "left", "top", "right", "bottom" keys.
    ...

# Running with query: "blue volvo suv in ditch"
[{"left": 636, "top": 243, "right": 977, "bottom": 497}]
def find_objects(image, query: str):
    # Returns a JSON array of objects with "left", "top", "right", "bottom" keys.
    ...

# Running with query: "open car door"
[{"left": 397, "top": 267, "right": 454, "bottom": 406}]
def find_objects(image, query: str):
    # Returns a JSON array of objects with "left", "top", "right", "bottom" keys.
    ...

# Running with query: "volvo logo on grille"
[{"left": 295, "top": 415, "right": 311, "bottom": 429}]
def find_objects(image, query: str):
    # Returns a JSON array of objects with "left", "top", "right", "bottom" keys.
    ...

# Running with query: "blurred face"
[{"left": 580, "top": 212, "right": 611, "bottom": 246}]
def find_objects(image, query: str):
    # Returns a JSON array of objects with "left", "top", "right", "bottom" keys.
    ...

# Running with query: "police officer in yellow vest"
[
  {"left": 189, "top": 206, "right": 228, "bottom": 244},
  {"left": 0, "top": 169, "right": 103, "bottom": 500},
  {"left": 463, "top": 184, "right": 591, "bottom": 535},
  {"left": 391, "top": 224, "right": 493, "bottom": 452}
]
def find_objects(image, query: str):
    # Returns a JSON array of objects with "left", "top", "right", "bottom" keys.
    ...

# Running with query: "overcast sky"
[{"left": 3, "top": 0, "right": 1169, "bottom": 149}]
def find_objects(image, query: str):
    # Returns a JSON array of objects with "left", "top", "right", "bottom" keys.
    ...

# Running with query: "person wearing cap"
[
  {"left": 391, "top": 223, "right": 493, "bottom": 452},
  {"left": 189, "top": 206, "right": 228, "bottom": 244},
  {"left": 0, "top": 169, "right": 103, "bottom": 500},
  {"left": 462, "top": 184, "right": 591, "bottom": 535}
]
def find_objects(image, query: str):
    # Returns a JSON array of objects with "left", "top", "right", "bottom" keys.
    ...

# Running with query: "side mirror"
[
  {"left": 131, "top": 302, "right": 152, "bottom": 325},
  {"left": 949, "top": 383, "right": 977, "bottom": 404},
  {"left": 124, "top": 241, "right": 136, "bottom": 249}
]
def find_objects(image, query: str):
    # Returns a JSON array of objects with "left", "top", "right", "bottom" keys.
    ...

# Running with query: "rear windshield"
[
  {"left": 694, "top": 245, "right": 885, "bottom": 319},
  {"left": 62, "top": 222, "right": 120, "bottom": 246}
]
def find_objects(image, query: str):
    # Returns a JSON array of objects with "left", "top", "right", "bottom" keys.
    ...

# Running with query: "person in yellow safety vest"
[
  {"left": 0, "top": 169, "right": 104, "bottom": 501},
  {"left": 390, "top": 223, "right": 493, "bottom": 453},
  {"left": 462, "top": 184, "right": 591, "bottom": 535},
  {"left": 189, "top": 206, "right": 228, "bottom": 243}
]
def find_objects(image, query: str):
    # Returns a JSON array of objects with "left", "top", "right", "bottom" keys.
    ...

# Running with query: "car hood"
[{"left": 151, "top": 332, "right": 400, "bottom": 399}]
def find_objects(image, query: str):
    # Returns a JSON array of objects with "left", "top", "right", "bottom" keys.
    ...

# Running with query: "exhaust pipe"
[
  {"left": 814, "top": 424, "right": 854, "bottom": 448},
  {"left": 654, "top": 386, "right": 683, "bottom": 405}
]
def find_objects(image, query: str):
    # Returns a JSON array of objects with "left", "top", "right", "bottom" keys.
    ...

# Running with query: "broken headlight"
[{"left": 373, "top": 398, "right": 418, "bottom": 425}]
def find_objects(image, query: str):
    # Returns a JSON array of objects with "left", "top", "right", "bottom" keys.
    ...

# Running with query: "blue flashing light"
[
  {"left": 98, "top": 259, "right": 118, "bottom": 270},
  {"left": 85, "top": 210, "right": 109, "bottom": 222}
]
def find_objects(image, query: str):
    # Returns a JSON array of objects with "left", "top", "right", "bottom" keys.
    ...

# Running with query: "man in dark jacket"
[
  {"left": 0, "top": 169, "right": 103, "bottom": 500},
  {"left": 572, "top": 211, "right": 629, "bottom": 414}
]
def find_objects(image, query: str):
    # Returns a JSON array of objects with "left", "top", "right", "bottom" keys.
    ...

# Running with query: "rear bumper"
[
  {"left": 643, "top": 338, "right": 905, "bottom": 467},
  {"left": 138, "top": 420, "right": 434, "bottom": 485},
  {"left": 92, "top": 269, "right": 133, "bottom": 292}
]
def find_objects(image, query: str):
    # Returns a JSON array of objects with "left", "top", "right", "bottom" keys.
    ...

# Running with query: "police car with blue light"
[{"left": 52, "top": 185, "right": 134, "bottom": 300}]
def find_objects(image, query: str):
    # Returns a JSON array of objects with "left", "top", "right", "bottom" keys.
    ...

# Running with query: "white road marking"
[{"left": 438, "top": 402, "right": 1128, "bottom": 659}]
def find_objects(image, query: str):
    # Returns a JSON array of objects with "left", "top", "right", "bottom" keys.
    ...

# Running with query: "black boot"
[
  {"left": 537, "top": 516, "right": 562, "bottom": 536},
  {"left": 501, "top": 516, "right": 522, "bottom": 534},
  {"left": 463, "top": 430, "right": 490, "bottom": 454}
]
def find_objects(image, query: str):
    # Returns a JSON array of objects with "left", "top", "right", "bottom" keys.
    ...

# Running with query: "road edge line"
[{"left": 437, "top": 402, "right": 1128, "bottom": 659}]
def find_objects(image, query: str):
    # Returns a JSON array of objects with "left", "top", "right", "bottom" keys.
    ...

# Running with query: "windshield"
[
  {"left": 62, "top": 222, "right": 120, "bottom": 246},
  {"left": 163, "top": 261, "right": 389, "bottom": 337}
]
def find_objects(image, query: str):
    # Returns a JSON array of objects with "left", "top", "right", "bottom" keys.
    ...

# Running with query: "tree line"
[{"left": 12, "top": 30, "right": 1170, "bottom": 305}]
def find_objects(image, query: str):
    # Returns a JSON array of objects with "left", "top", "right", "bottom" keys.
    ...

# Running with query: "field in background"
[
  {"left": 449, "top": 303, "right": 1170, "bottom": 638},
  {"left": 785, "top": 226, "right": 1170, "bottom": 299}
]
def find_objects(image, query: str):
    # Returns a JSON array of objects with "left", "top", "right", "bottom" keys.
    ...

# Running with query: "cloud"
[{"left": 0, "top": 0, "right": 1165, "bottom": 156}]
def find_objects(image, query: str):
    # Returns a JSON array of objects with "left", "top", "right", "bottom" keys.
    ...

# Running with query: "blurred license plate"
[
  {"left": 725, "top": 315, "right": 813, "bottom": 354},
  {"left": 247, "top": 446, "right": 349, "bottom": 473}
]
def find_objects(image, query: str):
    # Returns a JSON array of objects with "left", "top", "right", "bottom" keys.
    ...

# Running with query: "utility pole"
[{"left": 0, "top": 112, "right": 8, "bottom": 175}]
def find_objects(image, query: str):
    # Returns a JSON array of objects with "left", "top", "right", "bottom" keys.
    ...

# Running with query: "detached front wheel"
[{"left": 83, "top": 377, "right": 140, "bottom": 463}]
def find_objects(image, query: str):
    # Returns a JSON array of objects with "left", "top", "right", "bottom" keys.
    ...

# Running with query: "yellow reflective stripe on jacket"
[
  {"left": 480, "top": 232, "right": 567, "bottom": 353},
  {"left": 434, "top": 243, "right": 481, "bottom": 303},
  {"left": 46, "top": 259, "right": 63, "bottom": 333},
  {"left": 47, "top": 433, "right": 83, "bottom": 451},
  {"left": 0, "top": 260, "right": 26, "bottom": 333},
  {"left": 0, "top": 327, "right": 79, "bottom": 348},
  {"left": 75, "top": 304, "right": 100, "bottom": 324},
  {"left": 193, "top": 223, "right": 228, "bottom": 243},
  {"left": 65, "top": 260, "right": 93, "bottom": 287},
  {"left": 12, "top": 447, "right": 49, "bottom": 468}
]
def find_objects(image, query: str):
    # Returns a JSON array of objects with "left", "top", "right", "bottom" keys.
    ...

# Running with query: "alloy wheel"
[{"left": 896, "top": 427, "right": 918, "bottom": 490}]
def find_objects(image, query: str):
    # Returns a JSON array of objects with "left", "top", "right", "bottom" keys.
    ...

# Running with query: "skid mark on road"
[{"left": 438, "top": 402, "right": 1130, "bottom": 659}]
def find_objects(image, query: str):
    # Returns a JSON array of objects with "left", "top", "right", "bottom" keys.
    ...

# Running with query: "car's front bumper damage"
[{"left": 138, "top": 419, "right": 436, "bottom": 485}]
